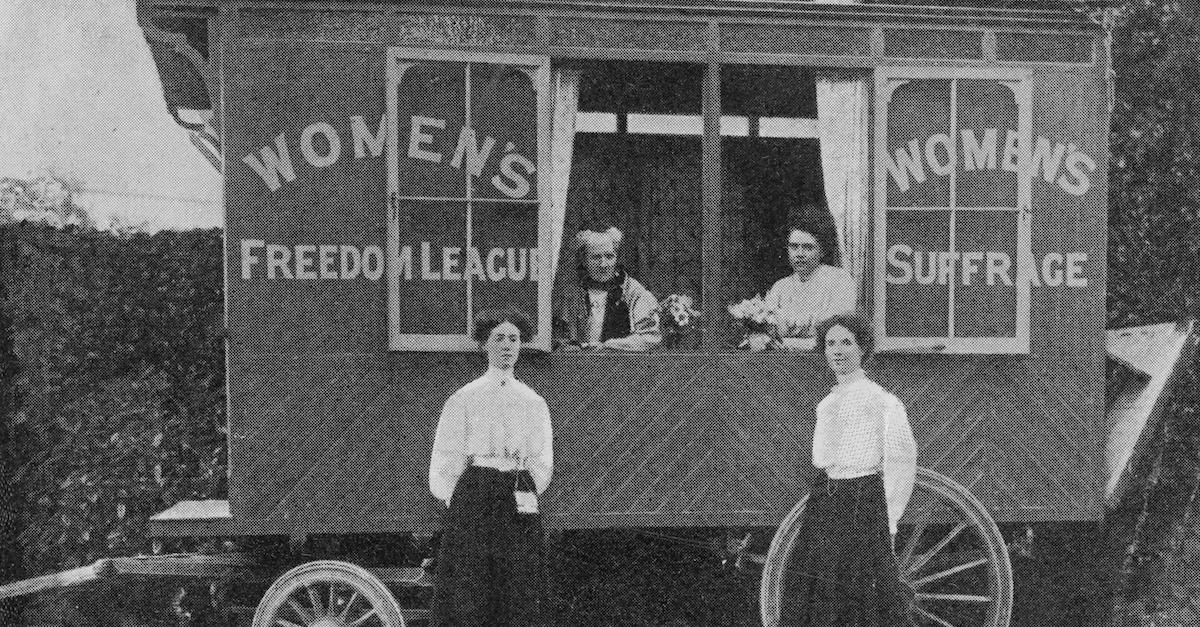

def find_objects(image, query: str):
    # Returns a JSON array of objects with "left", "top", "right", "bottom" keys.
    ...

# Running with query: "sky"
[{"left": 0, "top": 0, "right": 223, "bottom": 231}]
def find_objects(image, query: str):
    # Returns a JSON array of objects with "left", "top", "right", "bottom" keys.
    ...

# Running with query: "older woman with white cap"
[{"left": 554, "top": 223, "right": 661, "bottom": 351}]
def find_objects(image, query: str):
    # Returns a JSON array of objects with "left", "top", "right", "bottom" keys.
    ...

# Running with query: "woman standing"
[
  {"left": 780, "top": 313, "right": 918, "bottom": 626},
  {"left": 429, "top": 308, "right": 553, "bottom": 627}
]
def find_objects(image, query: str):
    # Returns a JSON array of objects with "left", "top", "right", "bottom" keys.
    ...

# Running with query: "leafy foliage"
[{"left": 1, "top": 222, "right": 226, "bottom": 623}]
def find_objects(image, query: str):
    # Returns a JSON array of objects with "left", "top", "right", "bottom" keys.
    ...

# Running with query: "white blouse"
[
  {"left": 813, "top": 370, "right": 918, "bottom": 533},
  {"left": 428, "top": 367, "right": 554, "bottom": 505}
]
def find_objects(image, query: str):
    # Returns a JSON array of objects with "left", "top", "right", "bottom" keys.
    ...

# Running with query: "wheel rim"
[
  {"left": 252, "top": 560, "right": 406, "bottom": 627},
  {"left": 760, "top": 468, "right": 1013, "bottom": 627}
]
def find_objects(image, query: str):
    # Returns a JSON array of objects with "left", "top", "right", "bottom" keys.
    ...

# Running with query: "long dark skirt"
[
  {"left": 431, "top": 466, "right": 546, "bottom": 627},
  {"left": 779, "top": 471, "right": 914, "bottom": 627}
]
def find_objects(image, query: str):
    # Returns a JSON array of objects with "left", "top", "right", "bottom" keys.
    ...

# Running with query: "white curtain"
[
  {"left": 815, "top": 75, "right": 871, "bottom": 300},
  {"left": 548, "top": 68, "right": 580, "bottom": 278}
]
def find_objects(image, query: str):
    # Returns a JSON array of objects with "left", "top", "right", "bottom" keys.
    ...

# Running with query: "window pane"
[
  {"left": 721, "top": 66, "right": 829, "bottom": 347},
  {"left": 884, "top": 210, "right": 950, "bottom": 338},
  {"left": 395, "top": 62, "right": 469, "bottom": 198},
  {"left": 954, "top": 210, "right": 1018, "bottom": 338},
  {"left": 956, "top": 79, "right": 1018, "bottom": 207},
  {"left": 886, "top": 79, "right": 951, "bottom": 208},
  {"left": 469, "top": 64, "right": 539, "bottom": 201},
  {"left": 394, "top": 200, "right": 467, "bottom": 334},
  {"left": 471, "top": 200, "right": 540, "bottom": 321}
]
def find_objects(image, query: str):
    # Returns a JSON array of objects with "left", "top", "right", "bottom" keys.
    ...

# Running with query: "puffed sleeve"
[
  {"left": 827, "top": 267, "right": 858, "bottom": 318},
  {"left": 429, "top": 391, "right": 470, "bottom": 505},
  {"left": 881, "top": 395, "right": 918, "bottom": 534},
  {"left": 627, "top": 280, "right": 662, "bottom": 347},
  {"left": 525, "top": 397, "right": 554, "bottom": 493}
]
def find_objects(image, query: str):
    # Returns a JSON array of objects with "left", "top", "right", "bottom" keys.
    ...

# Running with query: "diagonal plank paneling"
[{"left": 226, "top": 350, "right": 1104, "bottom": 534}]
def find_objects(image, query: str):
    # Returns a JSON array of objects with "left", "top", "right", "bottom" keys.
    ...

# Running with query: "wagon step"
[{"left": 0, "top": 553, "right": 258, "bottom": 600}]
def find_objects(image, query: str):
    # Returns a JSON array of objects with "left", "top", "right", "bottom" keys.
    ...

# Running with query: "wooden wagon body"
[{"left": 138, "top": 0, "right": 1113, "bottom": 539}]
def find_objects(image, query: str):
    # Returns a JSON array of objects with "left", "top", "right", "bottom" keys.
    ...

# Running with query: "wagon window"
[
  {"left": 386, "top": 50, "right": 553, "bottom": 351},
  {"left": 874, "top": 69, "right": 1032, "bottom": 353}
]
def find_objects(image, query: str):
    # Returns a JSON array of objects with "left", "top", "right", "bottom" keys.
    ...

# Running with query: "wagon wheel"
[
  {"left": 760, "top": 468, "right": 1013, "bottom": 627},
  {"left": 252, "top": 560, "right": 407, "bottom": 627}
]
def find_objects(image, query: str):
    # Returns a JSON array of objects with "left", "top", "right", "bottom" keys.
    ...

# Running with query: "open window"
[
  {"left": 386, "top": 49, "right": 553, "bottom": 351},
  {"left": 874, "top": 68, "right": 1032, "bottom": 354}
]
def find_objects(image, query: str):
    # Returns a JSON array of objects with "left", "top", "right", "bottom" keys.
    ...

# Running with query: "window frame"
[
  {"left": 385, "top": 48, "right": 552, "bottom": 352},
  {"left": 872, "top": 66, "right": 1032, "bottom": 354}
]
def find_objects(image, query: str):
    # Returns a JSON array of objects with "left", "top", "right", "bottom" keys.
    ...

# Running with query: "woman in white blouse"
[
  {"left": 780, "top": 313, "right": 918, "bottom": 627},
  {"left": 429, "top": 308, "right": 553, "bottom": 627}
]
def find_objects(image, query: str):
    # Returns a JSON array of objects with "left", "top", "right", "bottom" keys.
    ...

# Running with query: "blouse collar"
[
  {"left": 832, "top": 368, "right": 867, "bottom": 392},
  {"left": 485, "top": 366, "right": 516, "bottom": 385}
]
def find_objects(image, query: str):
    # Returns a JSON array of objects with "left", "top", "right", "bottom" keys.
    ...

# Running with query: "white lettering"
[
  {"left": 986, "top": 252, "right": 1013, "bottom": 287},
  {"left": 1065, "top": 253, "right": 1088, "bottom": 287},
  {"left": 241, "top": 239, "right": 265, "bottom": 280},
  {"left": 886, "top": 244, "right": 914, "bottom": 284},
  {"left": 925, "top": 133, "right": 954, "bottom": 177},
  {"left": 442, "top": 247, "right": 462, "bottom": 281},
  {"left": 486, "top": 247, "right": 506, "bottom": 281},
  {"left": 318, "top": 244, "right": 338, "bottom": 279},
  {"left": 450, "top": 128, "right": 496, "bottom": 178},
  {"left": 351, "top": 114, "right": 387, "bottom": 159},
  {"left": 1041, "top": 252, "right": 1064, "bottom": 287},
  {"left": 390, "top": 245, "right": 411, "bottom": 281},
  {"left": 295, "top": 244, "right": 318, "bottom": 280},
  {"left": 300, "top": 122, "right": 341, "bottom": 168},
  {"left": 408, "top": 116, "right": 446, "bottom": 163},
  {"left": 507, "top": 247, "right": 527, "bottom": 281},
  {"left": 491, "top": 153, "right": 535, "bottom": 199},
  {"left": 267, "top": 244, "right": 293, "bottom": 280},
  {"left": 464, "top": 247, "right": 487, "bottom": 281},
  {"left": 341, "top": 245, "right": 362, "bottom": 280},
  {"left": 961, "top": 129, "right": 998, "bottom": 171},
  {"left": 421, "top": 241, "right": 440, "bottom": 280},
  {"left": 914, "top": 251, "right": 937, "bottom": 285},
  {"left": 937, "top": 252, "right": 960, "bottom": 286},
  {"left": 960, "top": 252, "right": 984, "bottom": 286},
  {"left": 883, "top": 138, "right": 927, "bottom": 193},
  {"left": 242, "top": 133, "right": 296, "bottom": 192},
  {"left": 1058, "top": 150, "right": 1096, "bottom": 196},
  {"left": 362, "top": 246, "right": 385, "bottom": 280},
  {"left": 1031, "top": 136, "right": 1068, "bottom": 184}
]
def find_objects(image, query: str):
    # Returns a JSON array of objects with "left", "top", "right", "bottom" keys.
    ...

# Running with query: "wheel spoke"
[
  {"left": 274, "top": 619, "right": 304, "bottom": 627},
  {"left": 899, "top": 507, "right": 933, "bottom": 568},
  {"left": 337, "top": 590, "right": 361, "bottom": 620},
  {"left": 912, "top": 603, "right": 957, "bottom": 627},
  {"left": 917, "top": 592, "right": 993, "bottom": 603},
  {"left": 910, "top": 557, "right": 990, "bottom": 588},
  {"left": 328, "top": 581, "right": 336, "bottom": 617},
  {"left": 906, "top": 521, "right": 969, "bottom": 576},
  {"left": 306, "top": 584, "right": 325, "bottom": 616},
  {"left": 286, "top": 598, "right": 316, "bottom": 623},
  {"left": 346, "top": 607, "right": 379, "bottom": 627}
]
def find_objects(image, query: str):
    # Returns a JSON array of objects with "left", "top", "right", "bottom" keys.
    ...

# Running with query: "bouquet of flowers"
[
  {"left": 655, "top": 294, "right": 702, "bottom": 347},
  {"left": 727, "top": 295, "right": 780, "bottom": 349}
]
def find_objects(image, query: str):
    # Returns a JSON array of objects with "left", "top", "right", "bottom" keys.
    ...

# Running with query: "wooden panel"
[
  {"left": 885, "top": 28, "right": 983, "bottom": 59},
  {"left": 997, "top": 31, "right": 1095, "bottom": 64},
  {"left": 226, "top": 351, "right": 1104, "bottom": 535},
  {"left": 721, "top": 24, "right": 870, "bottom": 57},
  {"left": 236, "top": 9, "right": 543, "bottom": 48},
  {"left": 548, "top": 18, "right": 707, "bottom": 51}
]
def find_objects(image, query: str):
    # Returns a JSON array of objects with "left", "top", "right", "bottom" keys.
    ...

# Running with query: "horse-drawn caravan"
[{"left": 8, "top": 1, "right": 1199, "bottom": 626}]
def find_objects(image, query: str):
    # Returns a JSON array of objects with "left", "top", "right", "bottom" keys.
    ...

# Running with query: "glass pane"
[
  {"left": 884, "top": 210, "right": 950, "bottom": 338},
  {"left": 956, "top": 80, "right": 1018, "bottom": 207},
  {"left": 886, "top": 79, "right": 951, "bottom": 208},
  {"left": 469, "top": 64, "right": 539, "bottom": 202},
  {"left": 954, "top": 210, "right": 1018, "bottom": 338},
  {"left": 471, "top": 200, "right": 540, "bottom": 324},
  {"left": 394, "top": 200, "right": 468, "bottom": 335},
  {"left": 395, "top": 62, "right": 469, "bottom": 199}
]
